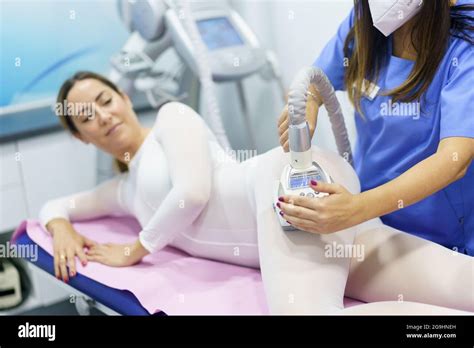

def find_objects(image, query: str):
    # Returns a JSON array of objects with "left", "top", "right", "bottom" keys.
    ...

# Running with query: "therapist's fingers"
[
  {"left": 278, "top": 194, "right": 319, "bottom": 210},
  {"left": 277, "top": 105, "right": 288, "bottom": 128},
  {"left": 279, "top": 126, "right": 289, "bottom": 153},
  {"left": 306, "top": 97, "right": 319, "bottom": 134},
  {"left": 279, "top": 126, "right": 288, "bottom": 138},
  {"left": 278, "top": 115, "right": 289, "bottom": 135},
  {"left": 278, "top": 105, "right": 290, "bottom": 151},
  {"left": 278, "top": 205, "right": 327, "bottom": 234},
  {"left": 309, "top": 181, "right": 345, "bottom": 195},
  {"left": 277, "top": 200, "right": 319, "bottom": 222},
  {"left": 278, "top": 123, "right": 289, "bottom": 145},
  {"left": 280, "top": 128, "right": 288, "bottom": 146},
  {"left": 281, "top": 212, "right": 320, "bottom": 234}
]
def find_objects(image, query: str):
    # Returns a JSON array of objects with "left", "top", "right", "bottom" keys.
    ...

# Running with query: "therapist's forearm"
[{"left": 359, "top": 143, "right": 472, "bottom": 221}]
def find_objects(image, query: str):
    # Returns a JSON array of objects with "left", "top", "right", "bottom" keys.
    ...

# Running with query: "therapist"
[{"left": 277, "top": 0, "right": 474, "bottom": 255}]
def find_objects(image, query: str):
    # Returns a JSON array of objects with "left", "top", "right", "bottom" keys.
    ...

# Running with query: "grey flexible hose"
[{"left": 287, "top": 66, "right": 353, "bottom": 164}]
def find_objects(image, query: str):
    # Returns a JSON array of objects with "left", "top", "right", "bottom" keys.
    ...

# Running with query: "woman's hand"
[
  {"left": 86, "top": 239, "right": 149, "bottom": 267},
  {"left": 276, "top": 180, "right": 367, "bottom": 234},
  {"left": 47, "top": 218, "right": 97, "bottom": 282},
  {"left": 277, "top": 84, "right": 323, "bottom": 152}
]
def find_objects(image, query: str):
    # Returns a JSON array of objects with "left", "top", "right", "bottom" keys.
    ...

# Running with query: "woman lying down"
[{"left": 40, "top": 71, "right": 473, "bottom": 315}]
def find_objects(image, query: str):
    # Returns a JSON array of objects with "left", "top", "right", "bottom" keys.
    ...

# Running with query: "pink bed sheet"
[{"left": 12, "top": 217, "right": 363, "bottom": 314}]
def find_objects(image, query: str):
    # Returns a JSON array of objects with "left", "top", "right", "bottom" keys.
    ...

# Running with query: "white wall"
[{"left": 227, "top": 0, "right": 356, "bottom": 155}]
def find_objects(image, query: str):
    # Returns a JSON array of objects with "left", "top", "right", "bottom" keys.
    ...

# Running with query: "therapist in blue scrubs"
[{"left": 277, "top": 0, "right": 474, "bottom": 255}]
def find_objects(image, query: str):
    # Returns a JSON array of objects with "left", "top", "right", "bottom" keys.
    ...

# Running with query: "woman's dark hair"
[
  {"left": 343, "top": 1, "right": 474, "bottom": 113},
  {"left": 56, "top": 71, "right": 129, "bottom": 173}
]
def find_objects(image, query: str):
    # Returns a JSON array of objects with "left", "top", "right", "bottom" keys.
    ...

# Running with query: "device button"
[
  {"left": 306, "top": 192, "right": 314, "bottom": 198},
  {"left": 299, "top": 192, "right": 305, "bottom": 196}
]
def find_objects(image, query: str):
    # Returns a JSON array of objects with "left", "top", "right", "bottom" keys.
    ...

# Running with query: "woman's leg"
[
  {"left": 345, "top": 218, "right": 474, "bottom": 312},
  {"left": 254, "top": 146, "right": 472, "bottom": 314},
  {"left": 342, "top": 301, "right": 469, "bottom": 315},
  {"left": 254, "top": 146, "right": 359, "bottom": 314}
]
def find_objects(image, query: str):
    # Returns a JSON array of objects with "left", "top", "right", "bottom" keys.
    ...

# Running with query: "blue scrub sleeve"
[
  {"left": 312, "top": 8, "right": 355, "bottom": 91},
  {"left": 439, "top": 43, "right": 474, "bottom": 140}
]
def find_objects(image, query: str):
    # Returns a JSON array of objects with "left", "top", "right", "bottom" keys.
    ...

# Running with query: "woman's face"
[{"left": 66, "top": 78, "right": 142, "bottom": 156}]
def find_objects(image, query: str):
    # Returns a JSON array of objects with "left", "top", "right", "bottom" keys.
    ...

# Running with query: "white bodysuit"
[
  {"left": 40, "top": 102, "right": 262, "bottom": 267},
  {"left": 40, "top": 102, "right": 474, "bottom": 315}
]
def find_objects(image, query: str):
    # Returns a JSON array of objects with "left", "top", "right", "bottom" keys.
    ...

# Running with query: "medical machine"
[
  {"left": 274, "top": 67, "right": 353, "bottom": 231},
  {"left": 0, "top": 259, "right": 22, "bottom": 309},
  {"left": 93, "top": 0, "right": 285, "bottom": 183},
  {"left": 110, "top": 0, "right": 285, "bottom": 150},
  {"left": 165, "top": 5, "right": 268, "bottom": 82}
]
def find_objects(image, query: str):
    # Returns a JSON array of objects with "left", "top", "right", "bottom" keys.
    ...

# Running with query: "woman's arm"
[
  {"left": 137, "top": 102, "right": 213, "bottom": 252},
  {"left": 39, "top": 174, "right": 130, "bottom": 230},
  {"left": 39, "top": 175, "right": 130, "bottom": 280},
  {"left": 86, "top": 102, "right": 214, "bottom": 267},
  {"left": 278, "top": 137, "right": 473, "bottom": 233}
]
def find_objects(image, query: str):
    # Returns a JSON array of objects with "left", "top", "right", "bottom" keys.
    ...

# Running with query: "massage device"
[{"left": 274, "top": 67, "right": 353, "bottom": 231}]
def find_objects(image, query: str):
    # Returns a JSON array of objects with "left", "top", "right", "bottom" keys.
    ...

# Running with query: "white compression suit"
[{"left": 40, "top": 102, "right": 474, "bottom": 314}]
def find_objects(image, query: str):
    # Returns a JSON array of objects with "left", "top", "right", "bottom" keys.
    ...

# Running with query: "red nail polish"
[
  {"left": 279, "top": 211, "right": 284, "bottom": 216},
  {"left": 310, "top": 180, "right": 317, "bottom": 186},
  {"left": 286, "top": 220, "right": 291, "bottom": 224},
  {"left": 278, "top": 197, "right": 284, "bottom": 202},
  {"left": 277, "top": 202, "right": 281, "bottom": 208}
]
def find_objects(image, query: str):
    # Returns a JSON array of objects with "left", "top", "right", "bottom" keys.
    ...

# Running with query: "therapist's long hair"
[{"left": 344, "top": 0, "right": 474, "bottom": 113}]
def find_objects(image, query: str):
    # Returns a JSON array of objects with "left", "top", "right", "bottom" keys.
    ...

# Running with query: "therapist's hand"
[
  {"left": 278, "top": 84, "right": 323, "bottom": 152},
  {"left": 47, "top": 218, "right": 97, "bottom": 282},
  {"left": 86, "top": 239, "right": 149, "bottom": 267},
  {"left": 276, "top": 180, "right": 367, "bottom": 234}
]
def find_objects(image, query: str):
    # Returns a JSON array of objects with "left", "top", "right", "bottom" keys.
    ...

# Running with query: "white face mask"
[{"left": 368, "top": 0, "right": 424, "bottom": 37}]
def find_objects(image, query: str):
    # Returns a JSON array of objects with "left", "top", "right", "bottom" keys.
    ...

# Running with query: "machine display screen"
[
  {"left": 197, "top": 17, "right": 244, "bottom": 51},
  {"left": 289, "top": 171, "right": 322, "bottom": 189}
]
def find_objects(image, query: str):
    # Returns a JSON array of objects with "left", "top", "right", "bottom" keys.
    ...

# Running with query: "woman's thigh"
[
  {"left": 346, "top": 218, "right": 474, "bottom": 312},
  {"left": 342, "top": 300, "right": 471, "bottom": 315},
  {"left": 253, "top": 146, "right": 361, "bottom": 314}
]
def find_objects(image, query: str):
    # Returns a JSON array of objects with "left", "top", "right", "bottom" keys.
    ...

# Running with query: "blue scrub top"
[{"left": 313, "top": 4, "right": 474, "bottom": 255}]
